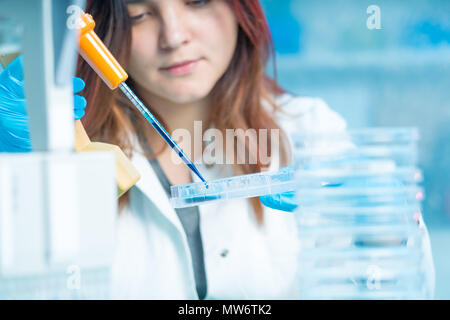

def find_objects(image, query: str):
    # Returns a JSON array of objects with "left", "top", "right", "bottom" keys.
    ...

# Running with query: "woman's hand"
[
  {"left": 260, "top": 190, "right": 298, "bottom": 212},
  {"left": 0, "top": 55, "right": 87, "bottom": 152},
  {"left": 260, "top": 166, "right": 299, "bottom": 212}
]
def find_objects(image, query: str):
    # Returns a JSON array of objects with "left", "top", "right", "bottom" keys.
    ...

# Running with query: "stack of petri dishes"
[{"left": 293, "top": 127, "right": 434, "bottom": 299}]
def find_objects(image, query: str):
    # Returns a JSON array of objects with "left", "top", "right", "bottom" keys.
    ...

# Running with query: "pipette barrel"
[
  {"left": 119, "top": 83, "right": 206, "bottom": 184},
  {"left": 78, "top": 13, "right": 128, "bottom": 89}
]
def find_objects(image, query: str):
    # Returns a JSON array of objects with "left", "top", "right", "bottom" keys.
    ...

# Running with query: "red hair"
[{"left": 77, "top": 0, "right": 288, "bottom": 225}]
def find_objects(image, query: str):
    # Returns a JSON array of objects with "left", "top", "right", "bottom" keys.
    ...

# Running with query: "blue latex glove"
[
  {"left": 260, "top": 166, "right": 298, "bottom": 212},
  {"left": 0, "top": 55, "right": 87, "bottom": 152},
  {"left": 260, "top": 190, "right": 298, "bottom": 212}
]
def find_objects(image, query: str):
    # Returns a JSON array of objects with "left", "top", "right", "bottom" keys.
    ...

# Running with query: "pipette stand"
[{"left": 0, "top": 0, "right": 117, "bottom": 299}]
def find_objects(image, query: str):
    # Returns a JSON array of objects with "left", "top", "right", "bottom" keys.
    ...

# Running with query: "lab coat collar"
[{"left": 130, "top": 148, "right": 185, "bottom": 235}]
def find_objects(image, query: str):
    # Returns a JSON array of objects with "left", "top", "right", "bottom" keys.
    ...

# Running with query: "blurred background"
[{"left": 261, "top": 0, "right": 450, "bottom": 299}]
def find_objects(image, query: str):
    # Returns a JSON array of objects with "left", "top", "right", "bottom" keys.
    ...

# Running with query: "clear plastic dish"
[{"left": 170, "top": 168, "right": 296, "bottom": 209}]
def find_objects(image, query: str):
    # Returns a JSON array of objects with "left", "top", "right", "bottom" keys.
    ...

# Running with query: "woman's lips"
[{"left": 160, "top": 59, "right": 200, "bottom": 76}]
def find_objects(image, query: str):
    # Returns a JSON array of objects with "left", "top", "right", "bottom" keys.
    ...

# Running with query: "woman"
[
  {"left": 0, "top": 0, "right": 433, "bottom": 299},
  {"left": 76, "top": 0, "right": 347, "bottom": 299}
]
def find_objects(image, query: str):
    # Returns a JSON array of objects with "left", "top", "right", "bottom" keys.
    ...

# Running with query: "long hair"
[{"left": 77, "top": 0, "right": 288, "bottom": 225}]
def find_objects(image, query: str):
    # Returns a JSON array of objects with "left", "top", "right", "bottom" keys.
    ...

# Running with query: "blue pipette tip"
[
  {"left": 188, "top": 163, "right": 207, "bottom": 186},
  {"left": 119, "top": 82, "right": 207, "bottom": 186}
]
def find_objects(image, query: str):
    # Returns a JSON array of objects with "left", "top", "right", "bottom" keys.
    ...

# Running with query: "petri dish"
[{"left": 170, "top": 167, "right": 296, "bottom": 209}]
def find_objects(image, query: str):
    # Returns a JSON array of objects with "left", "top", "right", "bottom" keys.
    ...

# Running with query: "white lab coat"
[{"left": 109, "top": 94, "right": 435, "bottom": 299}]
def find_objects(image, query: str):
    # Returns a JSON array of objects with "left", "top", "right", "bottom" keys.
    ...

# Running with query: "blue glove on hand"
[
  {"left": 0, "top": 55, "right": 87, "bottom": 152},
  {"left": 260, "top": 190, "right": 298, "bottom": 213},
  {"left": 260, "top": 166, "right": 298, "bottom": 212}
]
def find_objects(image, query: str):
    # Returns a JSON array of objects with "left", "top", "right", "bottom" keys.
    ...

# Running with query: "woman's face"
[{"left": 126, "top": 0, "right": 239, "bottom": 104}]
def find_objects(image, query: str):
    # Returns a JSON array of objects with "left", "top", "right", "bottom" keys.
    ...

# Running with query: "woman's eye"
[
  {"left": 129, "top": 11, "right": 153, "bottom": 22},
  {"left": 186, "top": 0, "right": 211, "bottom": 7},
  {"left": 130, "top": 13, "right": 144, "bottom": 21}
]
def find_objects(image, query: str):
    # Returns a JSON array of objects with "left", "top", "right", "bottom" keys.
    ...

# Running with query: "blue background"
[{"left": 261, "top": 0, "right": 450, "bottom": 299}]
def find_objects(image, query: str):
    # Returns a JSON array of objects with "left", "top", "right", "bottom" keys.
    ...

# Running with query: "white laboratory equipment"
[{"left": 0, "top": 0, "right": 117, "bottom": 299}]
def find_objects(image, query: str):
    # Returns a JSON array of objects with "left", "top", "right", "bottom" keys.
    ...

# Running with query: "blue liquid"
[
  {"left": 119, "top": 82, "right": 207, "bottom": 184},
  {"left": 185, "top": 194, "right": 221, "bottom": 204}
]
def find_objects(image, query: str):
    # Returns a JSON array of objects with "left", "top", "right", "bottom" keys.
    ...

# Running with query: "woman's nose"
[{"left": 159, "top": 7, "right": 191, "bottom": 50}]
